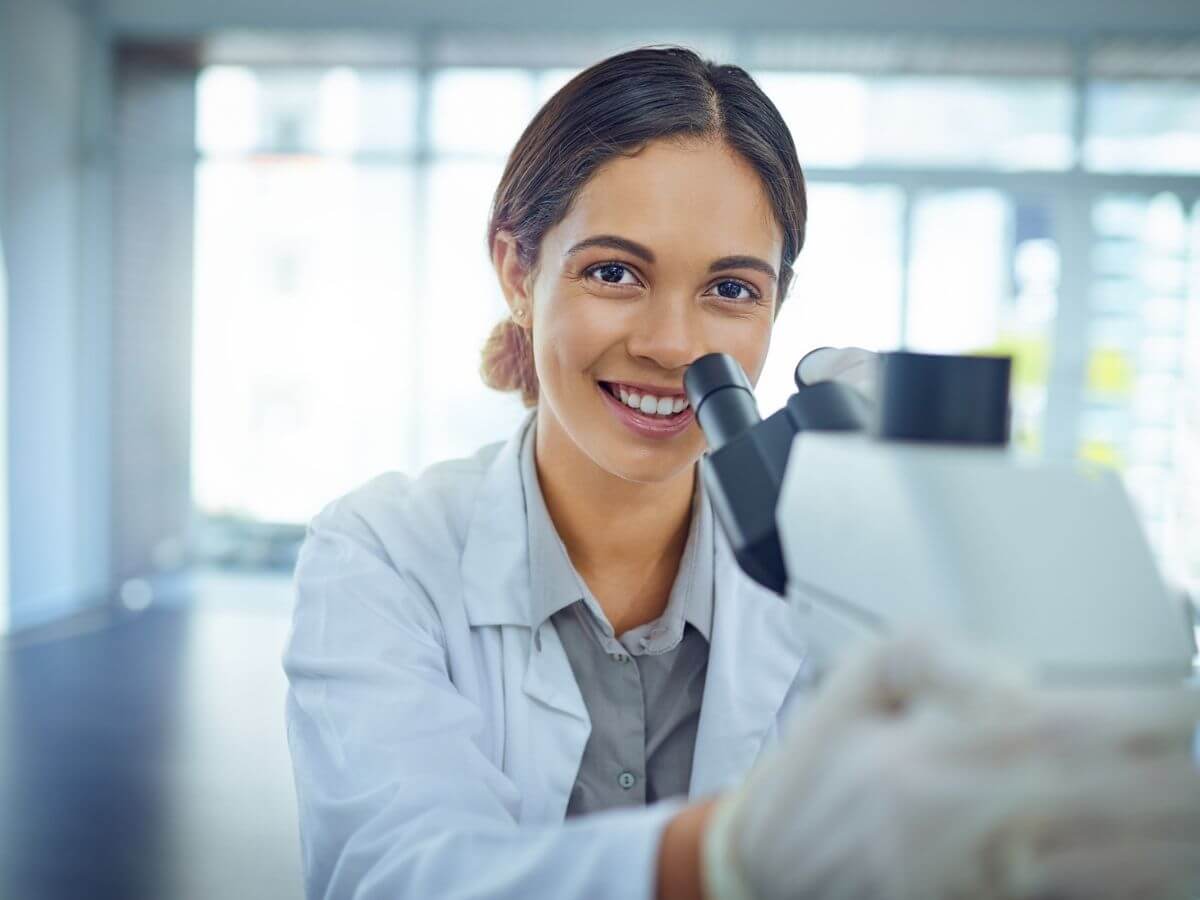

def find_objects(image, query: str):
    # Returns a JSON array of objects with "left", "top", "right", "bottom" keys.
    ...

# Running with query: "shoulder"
[
  {"left": 290, "top": 434, "right": 517, "bottom": 648},
  {"left": 305, "top": 437, "right": 508, "bottom": 575}
]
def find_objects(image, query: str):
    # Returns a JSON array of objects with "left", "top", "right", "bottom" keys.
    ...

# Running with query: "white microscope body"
[
  {"left": 777, "top": 431, "right": 1197, "bottom": 685},
  {"left": 685, "top": 346, "right": 1197, "bottom": 688}
]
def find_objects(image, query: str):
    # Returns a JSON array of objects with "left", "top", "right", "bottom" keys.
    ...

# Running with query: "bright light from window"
[
  {"left": 1086, "top": 82, "right": 1200, "bottom": 174},
  {"left": 756, "top": 72, "right": 1073, "bottom": 170},
  {"left": 535, "top": 68, "right": 580, "bottom": 105},
  {"left": 421, "top": 160, "right": 529, "bottom": 466},
  {"left": 755, "top": 73, "right": 870, "bottom": 167},
  {"left": 316, "top": 67, "right": 361, "bottom": 155},
  {"left": 431, "top": 69, "right": 535, "bottom": 155},
  {"left": 755, "top": 183, "right": 904, "bottom": 415},
  {"left": 1082, "top": 192, "right": 1200, "bottom": 591},
  {"left": 192, "top": 159, "right": 417, "bottom": 523},
  {"left": 196, "top": 66, "right": 259, "bottom": 153},
  {"left": 906, "top": 190, "right": 1008, "bottom": 352}
]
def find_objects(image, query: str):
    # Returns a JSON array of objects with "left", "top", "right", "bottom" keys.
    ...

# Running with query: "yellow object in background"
[
  {"left": 973, "top": 334, "right": 1049, "bottom": 457},
  {"left": 985, "top": 334, "right": 1050, "bottom": 389},
  {"left": 1086, "top": 347, "right": 1135, "bottom": 398},
  {"left": 1079, "top": 439, "right": 1124, "bottom": 469}
]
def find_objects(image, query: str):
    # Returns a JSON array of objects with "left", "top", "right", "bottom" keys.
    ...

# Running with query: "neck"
[{"left": 533, "top": 408, "right": 695, "bottom": 633}]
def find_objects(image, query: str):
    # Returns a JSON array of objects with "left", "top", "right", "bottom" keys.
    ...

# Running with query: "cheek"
[
  {"left": 721, "top": 317, "right": 774, "bottom": 385},
  {"left": 536, "top": 293, "right": 623, "bottom": 371}
]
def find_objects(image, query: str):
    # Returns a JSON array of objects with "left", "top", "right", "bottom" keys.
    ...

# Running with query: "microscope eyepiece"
[{"left": 683, "top": 353, "right": 761, "bottom": 451}]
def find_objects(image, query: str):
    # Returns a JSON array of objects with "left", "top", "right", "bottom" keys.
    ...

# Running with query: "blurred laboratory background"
[{"left": 1, "top": 0, "right": 1199, "bottom": 896}]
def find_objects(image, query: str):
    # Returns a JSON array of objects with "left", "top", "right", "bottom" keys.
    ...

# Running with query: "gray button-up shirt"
[{"left": 519, "top": 418, "right": 715, "bottom": 816}]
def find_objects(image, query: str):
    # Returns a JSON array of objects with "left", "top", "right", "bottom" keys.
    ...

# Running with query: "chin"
[{"left": 594, "top": 434, "right": 702, "bottom": 485}]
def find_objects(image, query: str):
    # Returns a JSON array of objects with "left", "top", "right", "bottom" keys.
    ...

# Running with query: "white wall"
[
  {"left": 111, "top": 56, "right": 195, "bottom": 586},
  {"left": 1, "top": 0, "right": 112, "bottom": 631}
]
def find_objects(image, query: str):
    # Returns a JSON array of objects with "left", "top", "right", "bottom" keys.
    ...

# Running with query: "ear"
[{"left": 491, "top": 229, "right": 534, "bottom": 322}]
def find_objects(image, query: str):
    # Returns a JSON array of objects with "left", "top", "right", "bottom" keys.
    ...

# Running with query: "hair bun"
[{"left": 480, "top": 317, "right": 539, "bottom": 408}]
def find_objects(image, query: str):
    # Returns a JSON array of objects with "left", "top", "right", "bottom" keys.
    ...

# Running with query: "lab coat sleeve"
[{"left": 282, "top": 495, "right": 684, "bottom": 900}]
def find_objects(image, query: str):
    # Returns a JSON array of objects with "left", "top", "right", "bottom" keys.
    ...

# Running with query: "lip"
[{"left": 596, "top": 380, "right": 695, "bottom": 440}]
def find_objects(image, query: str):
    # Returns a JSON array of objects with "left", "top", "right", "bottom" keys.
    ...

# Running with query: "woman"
[{"left": 283, "top": 46, "right": 1200, "bottom": 899}]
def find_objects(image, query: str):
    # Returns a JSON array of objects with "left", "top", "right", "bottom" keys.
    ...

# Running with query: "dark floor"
[{"left": 0, "top": 572, "right": 304, "bottom": 900}]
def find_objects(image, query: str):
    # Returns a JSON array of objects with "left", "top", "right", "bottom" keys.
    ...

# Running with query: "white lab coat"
[{"left": 282, "top": 413, "right": 812, "bottom": 900}]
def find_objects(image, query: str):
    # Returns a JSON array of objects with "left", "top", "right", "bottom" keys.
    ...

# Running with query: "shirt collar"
[{"left": 519, "top": 416, "right": 714, "bottom": 646}]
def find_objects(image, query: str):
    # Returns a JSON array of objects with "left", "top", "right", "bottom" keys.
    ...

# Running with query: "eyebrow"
[
  {"left": 710, "top": 254, "right": 778, "bottom": 283},
  {"left": 566, "top": 234, "right": 655, "bottom": 264},
  {"left": 564, "top": 234, "right": 778, "bottom": 283}
]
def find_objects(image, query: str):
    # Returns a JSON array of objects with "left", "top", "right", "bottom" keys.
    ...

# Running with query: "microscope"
[{"left": 684, "top": 349, "right": 1197, "bottom": 686}]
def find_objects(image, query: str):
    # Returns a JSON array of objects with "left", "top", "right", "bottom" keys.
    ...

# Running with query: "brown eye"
[
  {"left": 713, "top": 279, "right": 757, "bottom": 301},
  {"left": 586, "top": 262, "right": 639, "bottom": 286}
]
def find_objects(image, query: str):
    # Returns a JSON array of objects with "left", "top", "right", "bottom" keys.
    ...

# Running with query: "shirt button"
[
  {"left": 617, "top": 771, "right": 636, "bottom": 790},
  {"left": 609, "top": 652, "right": 629, "bottom": 663}
]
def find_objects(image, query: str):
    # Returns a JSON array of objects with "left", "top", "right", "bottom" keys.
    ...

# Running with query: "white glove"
[{"left": 702, "top": 633, "right": 1200, "bottom": 900}]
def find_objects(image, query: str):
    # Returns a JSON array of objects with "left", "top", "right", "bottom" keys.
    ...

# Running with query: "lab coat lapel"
[
  {"left": 460, "top": 415, "right": 535, "bottom": 630},
  {"left": 690, "top": 531, "right": 808, "bottom": 797},
  {"left": 461, "top": 413, "right": 590, "bottom": 823},
  {"left": 520, "top": 619, "right": 591, "bottom": 821}
]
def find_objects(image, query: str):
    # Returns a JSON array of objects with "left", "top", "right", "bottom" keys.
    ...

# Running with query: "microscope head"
[
  {"left": 683, "top": 348, "right": 1008, "bottom": 596},
  {"left": 683, "top": 350, "right": 871, "bottom": 595},
  {"left": 688, "top": 348, "right": 1196, "bottom": 685}
]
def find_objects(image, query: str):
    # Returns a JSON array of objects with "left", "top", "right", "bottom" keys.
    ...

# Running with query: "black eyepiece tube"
[{"left": 684, "top": 353, "right": 761, "bottom": 450}]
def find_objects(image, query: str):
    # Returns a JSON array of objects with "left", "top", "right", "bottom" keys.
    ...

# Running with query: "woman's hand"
[{"left": 699, "top": 633, "right": 1200, "bottom": 900}]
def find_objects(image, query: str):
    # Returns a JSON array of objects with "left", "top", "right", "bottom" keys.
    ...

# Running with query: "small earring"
[{"left": 512, "top": 308, "right": 526, "bottom": 323}]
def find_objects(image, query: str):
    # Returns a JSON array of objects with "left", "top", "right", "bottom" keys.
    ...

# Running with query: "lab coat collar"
[
  {"left": 461, "top": 411, "right": 538, "bottom": 629},
  {"left": 461, "top": 410, "right": 725, "bottom": 638}
]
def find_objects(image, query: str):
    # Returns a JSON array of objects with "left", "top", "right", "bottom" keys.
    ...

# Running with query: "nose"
[{"left": 625, "top": 292, "right": 704, "bottom": 375}]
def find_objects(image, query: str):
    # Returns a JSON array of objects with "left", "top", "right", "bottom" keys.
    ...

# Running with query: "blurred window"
[
  {"left": 197, "top": 66, "right": 418, "bottom": 155},
  {"left": 1085, "top": 39, "right": 1200, "bottom": 174},
  {"left": 756, "top": 73, "right": 1074, "bottom": 170},
  {"left": 420, "top": 160, "right": 526, "bottom": 466},
  {"left": 193, "top": 67, "right": 423, "bottom": 525},
  {"left": 905, "top": 191, "right": 1058, "bottom": 456},
  {"left": 1085, "top": 82, "right": 1200, "bottom": 174},
  {"left": 1081, "top": 193, "right": 1200, "bottom": 586},
  {"left": 186, "top": 41, "right": 1200, "bottom": 600},
  {"left": 430, "top": 68, "right": 536, "bottom": 155},
  {"left": 754, "top": 184, "right": 905, "bottom": 415},
  {"left": 192, "top": 158, "right": 418, "bottom": 523}
]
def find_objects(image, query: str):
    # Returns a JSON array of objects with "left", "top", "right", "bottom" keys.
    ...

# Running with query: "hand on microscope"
[{"left": 702, "top": 632, "right": 1200, "bottom": 900}]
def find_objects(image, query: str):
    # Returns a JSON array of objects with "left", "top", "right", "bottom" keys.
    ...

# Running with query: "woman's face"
[{"left": 501, "top": 137, "right": 783, "bottom": 485}]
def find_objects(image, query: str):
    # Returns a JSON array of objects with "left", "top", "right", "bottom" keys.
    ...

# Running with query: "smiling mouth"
[{"left": 597, "top": 380, "right": 691, "bottom": 418}]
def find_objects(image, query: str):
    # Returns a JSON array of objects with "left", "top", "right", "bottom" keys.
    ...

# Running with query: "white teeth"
[{"left": 608, "top": 382, "right": 690, "bottom": 417}]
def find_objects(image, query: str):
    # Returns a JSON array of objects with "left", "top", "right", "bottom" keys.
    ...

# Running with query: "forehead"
[{"left": 552, "top": 138, "right": 782, "bottom": 262}]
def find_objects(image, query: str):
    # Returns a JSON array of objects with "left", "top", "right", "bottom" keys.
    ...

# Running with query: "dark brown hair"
[{"left": 481, "top": 45, "right": 808, "bottom": 408}]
